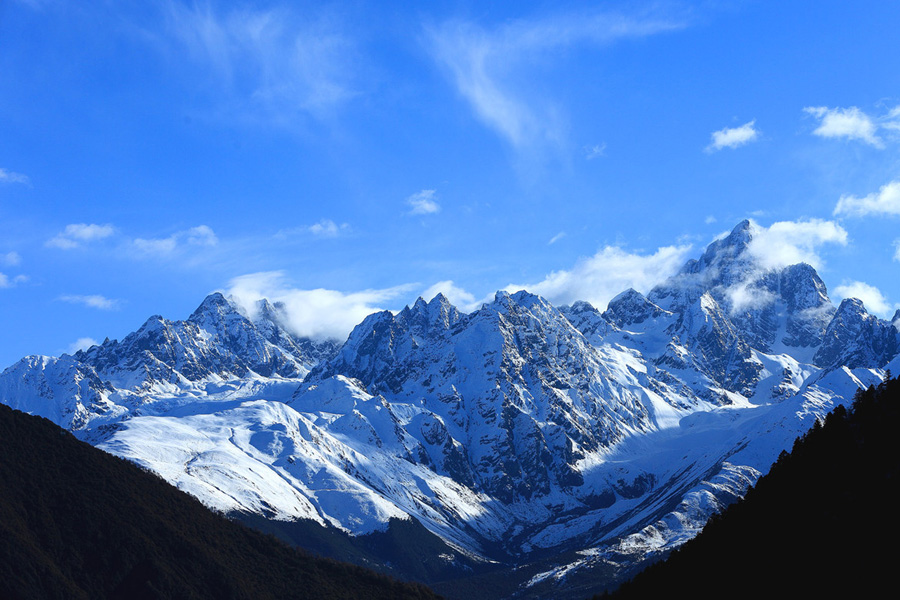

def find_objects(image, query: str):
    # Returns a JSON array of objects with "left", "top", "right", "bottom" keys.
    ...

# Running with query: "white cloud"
[
  {"left": 185, "top": 224, "right": 218, "bottom": 246},
  {"left": 1, "top": 252, "right": 21, "bottom": 267},
  {"left": 421, "top": 280, "right": 480, "bottom": 312},
  {"left": 308, "top": 219, "right": 349, "bottom": 238},
  {"left": 706, "top": 120, "right": 759, "bottom": 152},
  {"left": 506, "top": 243, "right": 694, "bottom": 310},
  {"left": 585, "top": 143, "right": 606, "bottom": 160},
  {"left": 548, "top": 231, "right": 566, "bottom": 245},
  {"left": 705, "top": 215, "right": 717, "bottom": 225},
  {"left": 67, "top": 337, "right": 99, "bottom": 354},
  {"left": 46, "top": 223, "right": 115, "bottom": 249},
  {"left": 133, "top": 225, "right": 218, "bottom": 256},
  {"left": 833, "top": 281, "right": 896, "bottom": 318},
  {"left": 133, "top": 236, "right": 179, "bottom": 255},
  {"left": 804, "top": 106, "right": 882, "bottom": 147},
  {"left": 0, "top": 167, "right": 29, "bottom": 184},
  {"left": 894, "top": 239, "right": 900, "bottom": 263},
  {"left": 226, "top": 271, "right": 416, "bottom": 341},
  {"left": 407, "top": 190, "right": 441, "bottom": 215},
  {"left": 59, "top": 294, "right": 120, "bottom": 310},
  {"left": 704, "top": 219, "right": 848, "bottom": 315},
  {"left": 834, "top": 180, "right": 900, "bottom": 218},
  {"left": 425, "top": 10, "right": 685, "bottom": 148},
  {"left": 726, "top": 281, "right": 776, "bottom": 313},
  {"left": 2, "top": 274, "right": 27, "bottom": 288},
  {"left": 883, "top": 105, "right": 900, "bottom": 132},
  {"left": 745, "top": 218, "right": 848, "bottom": 270},
  {"left": 161, "top": 1, "right": 357, "bottom": 120}
]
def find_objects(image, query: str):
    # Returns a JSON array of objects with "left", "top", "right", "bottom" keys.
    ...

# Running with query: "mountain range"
[{"left": 2, "top": 219, "right": 898, "bottom": 598}]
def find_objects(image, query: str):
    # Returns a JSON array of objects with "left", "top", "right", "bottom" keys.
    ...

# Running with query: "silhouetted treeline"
[
  {"left": 0, "top": 403, "right": 441, "bottom": 600},
  {"left": 598, "top": 375, "right": 900, "bottom": 598}
]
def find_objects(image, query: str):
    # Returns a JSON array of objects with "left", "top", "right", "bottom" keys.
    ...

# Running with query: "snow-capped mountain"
[
  {"left": 2, "top": 220, "right": 898, "bottom": 597},
  {"left": 0, "top": 293, "right": 336, "bottom": 432}
]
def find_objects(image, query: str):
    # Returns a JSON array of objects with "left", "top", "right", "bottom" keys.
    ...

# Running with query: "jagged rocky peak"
[
  {"left": 651, "top": 220, "right": 762, "bottom": 304},
  {"left": 779, "top": 263, "right": 831, "bottom": 312},
  {"left": 0, "top": 353, "right": 116, "bottom": 431},
  {"left": 300, "top": 285, "right": 655, "bottom": 503},
  {"left": 700, "top": 218, "right": 756, "bottom": 262},
  {"left": 399, "top": 292, "right": 462, "bottom": 331},
  {"left": 488, "top": 289, "right": 562, "bottom": 322},
  {"left": 559, "top": 300, "right": 614, "bottom": 342},
  {"left": 814, "top": 298, "right": 900, "bottom": 369},
  {"left": 604, "top": 288, "right": 668, "bottom": 328},
  {"left": 187, "top": 291, "right": 250, "bottom": 327},
  {"left": 644, "top": 220, "right": 841, "bottom": 359},
  {"left": 676, "top": 219, "right": 760, "bottom": 286}
]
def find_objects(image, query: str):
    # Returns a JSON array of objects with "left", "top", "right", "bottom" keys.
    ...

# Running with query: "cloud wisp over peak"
[
  {"left": 744, "top": 218, "right": 848, "bottom": 271},
  {"left": 226, "top": 271, "right": 416, "bottom": 341},
  {"left": 506, "top": 243, "right": 694, "bottom": 311},
  {"left": 833, "top": 280, "right": 897, "bottom": 319}
]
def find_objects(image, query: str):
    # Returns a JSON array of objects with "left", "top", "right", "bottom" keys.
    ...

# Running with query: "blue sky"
[{"left": 2, "top": 0, "right": 899, "bottom": 367}]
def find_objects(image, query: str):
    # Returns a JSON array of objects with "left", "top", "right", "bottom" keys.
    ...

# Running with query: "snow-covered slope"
[
  {"left": 1, "top": 220, "right": 898, "bottom": 596},
  {"left": 0, "top": 293, "right": 336, "bottom": 433}
]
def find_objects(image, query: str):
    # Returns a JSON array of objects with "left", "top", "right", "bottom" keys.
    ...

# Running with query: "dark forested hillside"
[
  {"left": 0, "top": 403, "right": 441, "bottom": 600},
  {"left": 600, "top": 375, "right": 900, "bottom": 598}
]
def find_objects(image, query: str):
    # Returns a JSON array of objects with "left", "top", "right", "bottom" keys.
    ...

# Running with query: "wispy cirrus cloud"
[
  {"left": 159, "top": 0, "right": 358, "bottom": 122},
  {"left": 584, "top": 143, "right": 607, "bottom": 160},
  {"left": 0, "top": 167, "right": 30, "bottom": 185},
  {"left": 46, "top": 223, "right": 115, "bottom": 250},
  {"left": 834, "top": 180, "right": 900, "bottom": 218},
  {"left": 59, "top": 294, "right": 121, "bottom": 310},
  {"left": 425, "top": 9, "right": 686, "bottom": 149},
  {"left": 705, "top": 120, "right": 759, "bottom": 152},
  {"left": 548, "top": 231, "right": 566, "bottom": 245}
]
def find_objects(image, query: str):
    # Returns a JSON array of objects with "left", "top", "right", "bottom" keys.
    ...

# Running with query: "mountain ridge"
[{"left": 2, "top": 220, "right": 898, "bottom": 598}]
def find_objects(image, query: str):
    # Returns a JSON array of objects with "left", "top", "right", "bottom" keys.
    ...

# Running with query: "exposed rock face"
[
  {"left": 302, "top": 291, "right": 651, "bottom": 503},
  {"left": 75, "top": 292, "right": 335, "bottom": 388},
  {"left": 2, "top": 220, "right": 898, "bottom": 595},
  {"left": 814, "top": 298, "right": 900, "bottom": 369},
  {"left": 1, "top": 293, "right": 337, "bottom": 431}
]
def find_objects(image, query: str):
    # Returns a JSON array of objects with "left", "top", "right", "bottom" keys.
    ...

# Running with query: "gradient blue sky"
[{"left": 2, "top": 0, "right": 899, "bottom": 367}]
